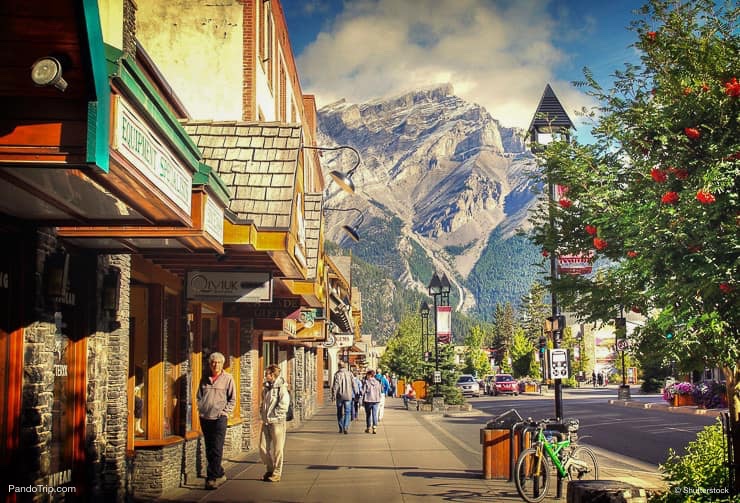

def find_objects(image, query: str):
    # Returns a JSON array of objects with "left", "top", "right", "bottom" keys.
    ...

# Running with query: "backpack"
[{"left": 280, "top": 386, "right": 294, "bottom": 421}]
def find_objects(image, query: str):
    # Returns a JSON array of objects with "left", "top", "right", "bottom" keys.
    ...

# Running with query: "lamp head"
[
  {"left": 439, "top": 273, "right": 451, "bottom": 294},
  {"left": 330, "top": 170, "right": 356, "bottom": 194},
  {"left": 419, "top": 301, "right": 430, "bottom": 316},
  {"left": 428, "top": 272, "right": 442, "bottom": 295},
  {"left": 342, "top": 224, "right": 360, "bottom": 242},
  {"left": 31, "top": 57, "right": 68, "bottom": 92}
]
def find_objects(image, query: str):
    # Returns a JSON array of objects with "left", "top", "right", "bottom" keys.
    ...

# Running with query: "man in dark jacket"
[
  {"left": 197, "top": 352, "right": 236, "bottom": 489},
  {"left": 331, "top": 360, "right": 355, "bottom": 434}
]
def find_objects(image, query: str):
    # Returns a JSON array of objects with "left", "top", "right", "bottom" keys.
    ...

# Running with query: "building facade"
[{"left": 0, "top": 1, "right": 360, "bottom": 500}]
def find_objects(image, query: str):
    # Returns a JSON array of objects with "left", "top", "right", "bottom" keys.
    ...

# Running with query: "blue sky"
[{"left": 282, "top": 0, "right": 648, "bottom": 138}]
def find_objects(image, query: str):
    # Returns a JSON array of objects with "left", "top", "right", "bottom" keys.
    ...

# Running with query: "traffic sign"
[{"left": 616, "top": 338, "right": 630, "bottom": 351}]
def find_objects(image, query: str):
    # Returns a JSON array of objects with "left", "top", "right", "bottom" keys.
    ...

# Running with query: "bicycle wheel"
[
  {"left": 568, "top": 446, "right": 599, "bottom": 481},
  {"left": 515, "top": 446, "right": 550, "bottom": 503}
]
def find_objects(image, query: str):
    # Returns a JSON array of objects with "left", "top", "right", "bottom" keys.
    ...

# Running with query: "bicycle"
[{"left": 514, "top": 418, "right": 599, "bottom": 503}]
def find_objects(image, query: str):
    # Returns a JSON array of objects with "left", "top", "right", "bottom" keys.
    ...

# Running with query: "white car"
[{"left": 455, "top": 374, "right": 481, "bottom": 397}]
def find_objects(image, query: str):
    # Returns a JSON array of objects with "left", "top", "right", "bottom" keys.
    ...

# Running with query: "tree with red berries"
[{"left": 526, "top": 0, "right": 739, "bottom": 489}]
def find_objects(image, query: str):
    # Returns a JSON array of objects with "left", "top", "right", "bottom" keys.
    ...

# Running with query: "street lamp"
[
  {"left": 528, "top": 83, "right": 575, "bottom": 422},
  {"left": 419, "top": 301, "right": 430, "bottom": 360},
  {"left": 323, "top": 207, "right": 365, "bottom": 242},
  {"left": 302, "top": 145, "right": 361, "bottom": 194},
  {"left": 427, "top": 272, "right": 444, "bottom": 403}
]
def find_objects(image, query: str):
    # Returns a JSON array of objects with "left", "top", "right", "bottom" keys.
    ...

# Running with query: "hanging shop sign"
[
  {"left": 186, "top": 271, "right": 272, "bottom": 302},
  {"left": 557, "top": 252, "right": 594, "bottom": 275},
  {"left": 204, "top": 197, "right": 224, "bottom": 244},
  {"left": 112, "top": 96, "right": 193, "bottom": 215},
  {"left": 283, "top": 308, "right": 325, "bottom": 338}
]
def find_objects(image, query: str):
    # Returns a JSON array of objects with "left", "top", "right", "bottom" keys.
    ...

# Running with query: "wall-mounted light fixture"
[
  {"left": 45, "top": 250, "right": 70, "bottom": 298},
  {"left": 102, "top": 268, "right": 121, "bottom": 313},
  {"left": 303, "top": 145, "right": 361, "bottom": 194},
  {"left": 324, "top": 206, "right": 364, "bottom": 242},
  {"left": 31, "top": 57, "right": 68, "bottom": 92}
]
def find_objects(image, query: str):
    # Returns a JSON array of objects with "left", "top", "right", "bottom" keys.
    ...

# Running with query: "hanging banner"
[
  {"left": 436, "top": 305, "right": 452, "bottom": 344},
  {"left": 557, "top": 252, "right": 594, "bottom": 275}
]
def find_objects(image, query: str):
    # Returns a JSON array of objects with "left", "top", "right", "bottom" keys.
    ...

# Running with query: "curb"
[{"left": 608, "top": 399, "right": 726, "bottom": 417}]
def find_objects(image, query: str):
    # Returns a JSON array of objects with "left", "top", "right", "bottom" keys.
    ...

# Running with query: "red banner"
[{"left": 557, "top": 252, "right": 594, "bottom": 275}]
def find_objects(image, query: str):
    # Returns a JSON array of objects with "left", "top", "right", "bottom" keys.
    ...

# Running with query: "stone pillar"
[
  {"left": 567, "top": 480, "right": 648, "bottom": 503},
  {"left": 294, "top": 346, "right": 305, "bottom": 422}
]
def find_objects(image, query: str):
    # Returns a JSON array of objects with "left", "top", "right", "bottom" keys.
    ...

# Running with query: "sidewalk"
[{"left": 161, "top": 398, "right": 667, "bottom": 503}]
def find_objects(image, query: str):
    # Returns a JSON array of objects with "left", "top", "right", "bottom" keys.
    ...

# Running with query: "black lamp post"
[
  {"left": 427, "top": 272, "right": 443, "bottom": 398},
  {"left": 528, "top": 83, "right": 575, "bottom": 423},
  {"left": 419, "top": 301, "right": 430, "bottom": 360}
]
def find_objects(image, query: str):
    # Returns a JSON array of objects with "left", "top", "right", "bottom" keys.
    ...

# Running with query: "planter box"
[
  {"left": 672, "top": 394, "right": 695, "bottom": 407},
  {"left": 524, "top": 384, "right": 539, "bottom": 393}
]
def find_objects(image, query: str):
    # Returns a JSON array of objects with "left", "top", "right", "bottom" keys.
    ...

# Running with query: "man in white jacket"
[{"left": 260, "top": 364, "right": 290, "bottom": 482}]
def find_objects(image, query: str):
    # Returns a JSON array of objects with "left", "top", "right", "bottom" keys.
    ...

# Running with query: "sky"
[{"left": 282, "top": 0, "right": 648, "bottom": 140}]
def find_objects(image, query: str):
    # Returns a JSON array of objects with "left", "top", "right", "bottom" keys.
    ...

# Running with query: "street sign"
[
  {"left": 549, "top": 348, "right": 569, "bottom": 379},
  {"left": 433, "top": 371, "right": 441, "bottom": 384},
  {"left": 616, "top": 338, "right": 630, "bottom": 351}
]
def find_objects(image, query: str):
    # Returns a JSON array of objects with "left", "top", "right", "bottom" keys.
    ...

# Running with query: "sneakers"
[
  {"left": 267, "top": 474, "right": 281, "bottom": 482},
  {"left": 205, "top": 474, "right": 227, "bottom": 489},
  {"left": 372, "top": 426, "right": 377, "bottom": 434},
  {"left": 343, "top": 429, "right": 349, "bottom": 434},
  {"left": 262, "top": 472, "right": 273, "bottom": 482},
  {"left": 365, "top": 428, "right": 370, "bottom": 433}
]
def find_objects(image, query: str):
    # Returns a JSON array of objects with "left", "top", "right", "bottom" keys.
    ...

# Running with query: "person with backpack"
[
  {"left": 259, "top": 364, "right": 290, "bottom": 483},
  {"left": 362, "top": 369, "right": 382, "bottom": 434},
  {"left": 351, "top": 368, "right": 363, "bottom": 421}
]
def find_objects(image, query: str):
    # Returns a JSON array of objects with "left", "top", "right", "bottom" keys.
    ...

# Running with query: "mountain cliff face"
[{"left": 318, "top": 85, "right": 541, "bottom": 316}]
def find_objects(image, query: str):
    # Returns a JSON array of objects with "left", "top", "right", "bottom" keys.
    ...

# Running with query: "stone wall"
[{"left": 132, "top": 444, "right": 182, "bottom": 500}]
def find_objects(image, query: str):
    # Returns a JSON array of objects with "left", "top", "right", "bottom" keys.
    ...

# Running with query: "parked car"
[
  {"left": 492, "top": 374, "right": 519, "bottom": 396},
  {"left": 455, "top": 374, "right": 481, "bottom": 397}
]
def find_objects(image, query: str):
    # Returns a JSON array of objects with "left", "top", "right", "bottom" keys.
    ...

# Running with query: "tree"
[
  {"left": 519, "top": 282, "right": 551, "bottom": 344},
  {"left": 510, "top": 327, "right": 539, "bottom": 379},
  {"left": 463, "top": 325, "right": 492, "bottom": 377},
  {"left": 380, "top": 312, "right": 424, "bottom": 381},
  {"left": 526, "top": 0, "right": 739, "bottom": 489}
]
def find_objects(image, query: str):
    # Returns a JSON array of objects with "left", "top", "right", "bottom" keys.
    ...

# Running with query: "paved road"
[{"left": 458, "top": 389, "right": 717, "bottom": 466}]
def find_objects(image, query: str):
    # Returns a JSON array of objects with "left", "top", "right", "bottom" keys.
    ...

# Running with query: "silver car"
[{"left": 455, "top": 374, "right": 481, "bottom": 397}]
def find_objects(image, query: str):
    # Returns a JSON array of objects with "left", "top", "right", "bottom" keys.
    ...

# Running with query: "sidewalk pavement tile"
[{"left": 161, "top": 396, "right": 670, "bottom": 503}]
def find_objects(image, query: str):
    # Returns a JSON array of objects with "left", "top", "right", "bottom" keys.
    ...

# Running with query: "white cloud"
[{"left": 295, "top": 0, "right": 596, "bottom": 129}]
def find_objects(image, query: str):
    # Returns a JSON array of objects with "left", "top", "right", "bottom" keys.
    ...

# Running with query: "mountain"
[{"left": 318, "top": 84, "right": 543, "bottom": 333}]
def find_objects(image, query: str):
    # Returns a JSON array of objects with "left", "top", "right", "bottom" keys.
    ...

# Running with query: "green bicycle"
[{"left": 514, "top": 418, "right": 599, "bottom": 503}]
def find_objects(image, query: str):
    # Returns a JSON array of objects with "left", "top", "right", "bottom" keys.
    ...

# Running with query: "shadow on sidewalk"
[
  {"left": 306, "top": 463, "right": 418, "bottom": 471},
  {"left": 402, "top": 469, "right": 482, "bottom": 480}
]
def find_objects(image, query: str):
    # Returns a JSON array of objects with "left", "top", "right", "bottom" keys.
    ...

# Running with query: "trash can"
[{"left": 480, "top": 408, "right": 523, "bottom": 480}]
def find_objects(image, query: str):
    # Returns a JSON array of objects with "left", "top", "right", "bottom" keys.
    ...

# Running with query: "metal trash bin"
[{"left": 480, "top": 409, "right": 523, "bottom": 480}]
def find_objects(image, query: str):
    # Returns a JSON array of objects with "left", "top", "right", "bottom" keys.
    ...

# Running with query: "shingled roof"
[
  {"left": 182, "top": 120, "right": 302, "bottom": 229},
  {"left": 304, "top": 192, "right": 323, "bottom": 280},
  {"left": 528, "top": 83, "right": 575, "bottom": 133}
]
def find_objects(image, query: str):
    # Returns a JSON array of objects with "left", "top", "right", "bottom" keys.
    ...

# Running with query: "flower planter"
[{"left": 672, "top": 394, "right": 695, "bottom": 407}]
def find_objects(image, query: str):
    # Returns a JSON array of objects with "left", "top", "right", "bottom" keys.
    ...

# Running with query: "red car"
[{"left": 493, "top": 374, "right": 519, "bottom": 396}]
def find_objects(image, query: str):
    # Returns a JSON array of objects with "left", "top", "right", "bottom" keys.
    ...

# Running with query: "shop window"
[{"left": 129, "top": 284, "right": 182, "bottom": 442}]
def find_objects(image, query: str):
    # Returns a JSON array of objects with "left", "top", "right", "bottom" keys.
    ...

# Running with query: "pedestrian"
[
  {"left": 375, "top": 369, "right": 391, "bottom": 423},
  {"left": 362, "top": 369, "right": 382, "bottom": 434},
  {"left": 592, "top": 370, "right": 596, "bottom": 388},
  {"left": 351, "top": 369, "right": 363, "bottom": 421},
  {"left": 402, "top": 382, "right": 417, "bottom": 408},
  {"left": 259, "top": 363, "right": 290, "bottom": 483},
  {"left": 390, "top": 374, "right": 398, "bottom": 397},
  {"left": 331, "top": 360, "right": 354, "bottom": 434},
  {"left": 597, "top": 371, "right": 603, "bottom": 386},
  {"left": 197, "top": 352, "right": 236, "bottom": 490}
]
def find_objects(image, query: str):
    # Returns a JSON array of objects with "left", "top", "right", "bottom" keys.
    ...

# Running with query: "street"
[{"left": 417, "top": 386, "right": 717, "bottom": 481}]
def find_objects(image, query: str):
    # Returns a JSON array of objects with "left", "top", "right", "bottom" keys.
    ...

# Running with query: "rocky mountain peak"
[{"left": 318, "top": 87, "right": 537, "bottom": 312}]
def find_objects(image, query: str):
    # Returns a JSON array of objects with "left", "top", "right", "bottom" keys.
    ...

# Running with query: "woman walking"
[{"left": 362, "top": 369, "right": 382, "bottom": 434}]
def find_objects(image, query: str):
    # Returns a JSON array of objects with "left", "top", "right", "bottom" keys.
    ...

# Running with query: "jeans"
[
  {"left": 336, "top": 400, "right": 352, "bottom": 432},
  {"left": 201, "top": 415, "right": 227, "bottom": 481},
  {"left": 351, "top": 398, "right": 360, "bottom": 420},
  {"left": 259, "top": 420, "right": 286, "bottom": 476},
  {"left": 364, "top": 402, "right": 379, "bottom": 428}
]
